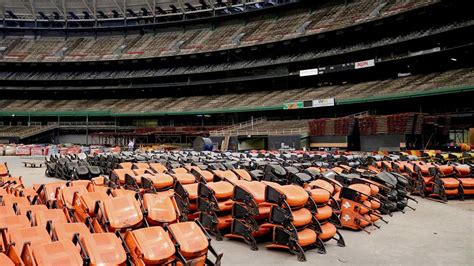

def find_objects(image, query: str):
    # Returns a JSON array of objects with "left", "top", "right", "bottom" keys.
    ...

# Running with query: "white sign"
[
  {"left": 299, "top": 68, "right": 319, "bottom": 77},
  {"left": 312, "top": 98, "right": 335, "bottom": 107},
  {"left": 355, "top": 59, "right": 375, "bottom": 69}
]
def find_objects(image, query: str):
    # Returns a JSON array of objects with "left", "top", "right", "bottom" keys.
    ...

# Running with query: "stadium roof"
[{"left": 0, "top": 0, "right": 277, "bottom": 20}]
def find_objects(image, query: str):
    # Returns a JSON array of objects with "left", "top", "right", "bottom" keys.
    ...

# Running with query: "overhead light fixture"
[{"left": 450, "top": 58, "right": 457, "bottom": 62}]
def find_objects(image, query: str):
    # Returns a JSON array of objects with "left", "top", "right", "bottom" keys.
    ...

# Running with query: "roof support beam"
[
  {"left": 81, "top": 0, "right": 95, "bottom": 18},
  {"left": 17, "top": 0, "right": 35, "bottom": 19},
  {"left": 49, "top": 0, "right": 65, "bottom": 17}
]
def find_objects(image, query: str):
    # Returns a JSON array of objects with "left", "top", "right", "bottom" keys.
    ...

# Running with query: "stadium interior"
[{"left": 0, "top": 0, "right": 473, "bottom": 150}]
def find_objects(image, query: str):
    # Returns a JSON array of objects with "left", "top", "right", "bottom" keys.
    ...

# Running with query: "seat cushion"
[
  {"left": 319, "top": 222, "right": 337, "bottom": 241},
  {"left": 81, "top": 233, "right": 127, "bottom": 265},
  {"left": 279, "top": 185, "right": 308, "bottom": 207},
  {"left": 174, "top": 173, "right": 196, "bottom": 185},
  {"left": 235, "top": 180, "right": 267, "bottom": 204},
  {"left": 129, "top": 227, "right": 175, "bottom": 264},
  {"left": 309, "top": 188, "right": 330, "bottom": 204},
  {"left": 308, "top": 179, "right": 335, "bottom": 195},
  {"left": 103, "top": 196, "right": 143, "bottom": 230},
  {"left": 183, "top": 183, "right": 199, "bottom": 200},
  {"left": 33, "top": 241, "right": 83, "bottom": 266},
  {"left": 54, "top": 222, "right": 91, "bottom": 242},
  {"left": 35, "top": 209, "right": 68, "bottom": 226},
  {"left": 291, "top": 208, "right": 312, "bottom": 228},
  {"left": 146, "top": 174, "right": 174, "bottom": 189},
  {"left": 348, "top": 184, "right": 371, "bottom": 201},
  {"left": 143, "top": 194, "right": 177, "bottom": 224},
  {"left": 315, "top": 205, "right": 333, "bottom": 221},
  {"left": 441, "top": 178, "right": 460, "bottom": 189},
  {"left": 459, "top": 177, "right": 474, "bottom": 188},
  {"left": 206, "top": 181, "right": 234, "bottom": 200},
  {"left": 297, "top": 228, "right": 317, "bottom": 247},
  {"left": 9, "top": 226, "right": 51, "bottom": 253},
  {"left": 168, "top": 222, "right": 209, "bottom": 259},
  {"left": 0, "top": 253, "right": 14, "bottom": 266}
]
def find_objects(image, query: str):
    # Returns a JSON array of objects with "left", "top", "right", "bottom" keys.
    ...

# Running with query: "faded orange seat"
[
  {"left": 43, "top": 182, "right": 66, "bottom": 202},
  {"left": 308, "top": 188, "right": 330, "bottom": 204},
  {"left": 234, "top": 180, "right": 267, "bottom": 204},
  {"left": 0, "top": 253, "right": 14, "bottom": 266},
  {"left": 34, "top": 209, "right": 68, "bottom": 226},
  {"left": 172, "top": 168, "right": 188, "bottom": 174},
  {"left": 319, "top": 222, "right": 337, "bottom": 241},
  {"left": 168, "top": 222, "right": 209, "bottom": 258},
  {"left": 81, "top": 233, "right": 127, "bottom": 265},
  {"left": 459, "top": 178, "right": 474, "bottom": 188},
  {"left": 33, "top": 240, "right": 83, "bottom": 266},
  {"left": 79, "top": 191, "right": 110, "bottom": 215},
  {"left": 133, "top": 168, "right": 149, "bottom": 176},
  {"left": 60, "top": 185, "right": 88, "bottom": 208},
  {"left": 53, "top": 222, "right": 91, "bottom": 241},
  {"left": 119, "top": 162, "right": 133, "bottom": 169},
  {"left": 217, "top": 214, "right": 233, "bottom": 230},
  {"left": 133, "top": 162, "right": 149, "bottom": 169},
  {"left": 149, "top": 163, "right": 167, "bottom": 173},
  {"left": 297, "top": 228, "right": 317, "bottom": 247},
  {"left": 111, "top": 168, "right": 136, "bottom": 184},
  {"left": 0, "top": 206, "right": 16, "bottom": 217},
  {"left": 291, "top": 208, "right": 312, "bottom": 227},
  {"left": 143, "top": 194, "right": 178, "bottom": 224},
  {"left": 103, "top": 196, "right": 143, "bottom": 230},
  {"left": 183, "top": 183, "right": 199, "bottom": 200},
  {"left": 315, "top": 205, "right": 332, "bottom": 221},
  {"left": 370, "top": 200, "right": 381, "bottom": 210},
  {"left": 233, "top": 169, "right": 252, "bottom": 181},
  {"left": 112, "top": 188, "right": 137, "bottom": 198},
  {"left": 348, "top": 184, "right": 371, "bottom": 201},
  {"left": 16, "top": 204, "right": 48, "bottom": 216},
  {"left": 2, "top": 195, "right": 31, "bottom": 208},
  {"left": 199, "top": 170, "right": 215, "bottom": 182},
  {"left": 217, "top": 199, "right": 234, "bottom": 212},
  {"left": 214, "top": 170, "right": 238, "bottom": 181},
  {"left": 9, "top": 226, "right": 51, "bottom": 254},
  {"left": 441, "top": 178, "right": 460, "bottom": 189},
  {"left": 70, "top": 180, "right": 91, "bottom": 187},
  {"left": 174, "top": 173, "right": 196, "bottom": 184},
  {"left": 279, "top": 185, "right": 308, "bottom": 207},
  {"left": 125, "top": 227, "right": 175, "bottom": 265},
  {"left": 308, "top": 179, "right": 335, "bottom": 195},
  {"left": 143, "top": 173, "right": 174, "bottom": 189},
  {"left": 0, "top": 215, "right": 30, "bottom": 230},
  {"left": 206, "top": 181, "right": 234, "bottom": 200}
]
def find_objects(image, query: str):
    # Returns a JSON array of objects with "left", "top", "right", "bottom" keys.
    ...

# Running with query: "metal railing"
[{"left": 210, "top": 117, "right": 267, "bottom": 136}]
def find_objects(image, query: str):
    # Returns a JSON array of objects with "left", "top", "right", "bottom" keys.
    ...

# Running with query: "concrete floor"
[{"left": 2, "top": 156, "right": 473, "bottom": 265}]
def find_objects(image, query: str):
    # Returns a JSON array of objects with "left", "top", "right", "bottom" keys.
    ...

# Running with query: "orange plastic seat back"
[
  {"left": 33, "top": 240, "right": 83, "bottom": 266},
  {"left": 35, "top": 209, "right": 68, "bottom": 226},
  {"left": 60, "top": 186, "right": 88, "bottom": 208},
  {"left": 206, "top": 181, "right": 234, "bottom": 200},
  {"left": 54, "top": 222, "right": 91, "bottom": 242},
  {"left": 2, "top": 195, "right": 31, "bottom": 208},
  {"left": 234, "top": 180, "right": 266, "bottom": 204},
  {"left": 125, "top": 227, "right": 175, "bottom": 264},
  {"left": 111, "top": 169, "right": 135, "bottom": 184},
  {"left": 81, "top": 233, "right": 127, "bottom": 265},
  {"left": 9, "top": 226, "right": 51, "bottom": 253},
  {"left": 0, "top": 253, "right": 14, "bottom": 266},
  {"left": 119, "top": 162, "right": 133, "bottom": 169},
  {"left": 144, "top": 173, "right": 174, "bottom": 189},
  {"left": 133, "top": 162, "right": 150, "bottom": 169},
  {"left": 143, "top": 194, "right": 177, "bottom": 224},
  {"left": 0, "top": 215, "right": 31, "bottom": 230},
  {"left": 173, "top": 173, "right": 196, "bottom": 185},
  {"left": 79, "top": 191, "right": 110, "bottom": 215},
  {"left": 172, "top": 168, "right": 188, "bottom": 174},
  {"left": 103, "top": 196, "right": 143, "bottom": 230},
  {"left": 168, "top": 222, "right": 208, "bottom": 258},
  {"left": 279, "top": 185, "right": 309, "bottom": 207},
  {"left": 233, "top": 169, "right": 252, "bottom": 181},
  {"left": 149, "top": 163, "right": 167, "bottom": 173}
]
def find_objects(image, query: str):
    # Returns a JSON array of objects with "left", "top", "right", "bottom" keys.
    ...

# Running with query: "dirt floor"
[{"left": 2, "top": 156, "right": 473, "bottom": 265}]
